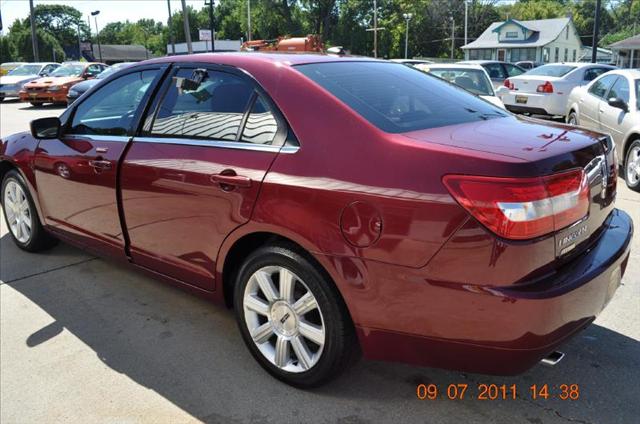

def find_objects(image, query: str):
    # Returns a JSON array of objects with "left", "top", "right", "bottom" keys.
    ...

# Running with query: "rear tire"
[
  {"left": 1, "top": 170, "right": 57, "bottom": 252},
  {"left": 30, "top": 102, "right": 42, "bottom": 107},
  {"left": 567, "top": 111, "right": 578, "bottom": 125},
  {"left": 624, "top": 140, "right": 640, "bottom": 192},
  {"left": 233, "top": 243, "right": 358, "bottom": 388}
]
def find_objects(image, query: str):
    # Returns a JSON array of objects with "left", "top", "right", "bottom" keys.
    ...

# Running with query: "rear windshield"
[
  {"left": 524, "top": 64, "right": 576, "bottom": 77},
  {"left": 296, "top": 62, "right": 508, "bottom": 133}
]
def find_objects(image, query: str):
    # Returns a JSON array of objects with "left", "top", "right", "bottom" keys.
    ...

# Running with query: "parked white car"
[
  {"left": 415, "top": 63, "right": 506, "bottom": 108},
  {"left": 0, "top": 62, "right": 60, "bottom": 101},
  {"left": 566, "top": 69, "right": 640, "bottom": 191},
  {"left": 501, "top": 62, "right": 616, "bottom": 117}
]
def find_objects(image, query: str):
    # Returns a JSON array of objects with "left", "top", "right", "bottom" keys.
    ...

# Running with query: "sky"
[{"left": 0, "top": 0, "right": 211, "bottom": 34}]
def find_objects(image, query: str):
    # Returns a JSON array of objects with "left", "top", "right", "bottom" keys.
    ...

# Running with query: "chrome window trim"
[
  {"left": 133, "top": 136, "right": 299, "bottom": 154},
  {"left": 64, "top": 134, "right": 131, "bottom": 143}
]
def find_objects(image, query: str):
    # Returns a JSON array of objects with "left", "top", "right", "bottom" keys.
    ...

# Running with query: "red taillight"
[
  {"left": 504, "top": 79, "right": 514, "bottom": 90},
  {"left": 443, "top": 169, "right": 589, "bottom": 240},
  {"left": 536, "top": 81, "right": 554, "bottom": 93}
]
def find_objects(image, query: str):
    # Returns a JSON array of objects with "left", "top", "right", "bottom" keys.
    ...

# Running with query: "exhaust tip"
[{"left": 541, "top": 351, "right": 565, "bottom": 367}]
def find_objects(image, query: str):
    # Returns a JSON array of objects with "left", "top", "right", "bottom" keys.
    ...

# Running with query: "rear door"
[
  {"left": 581, "top": 74, "right": 618, "bottom": 129},
  {"left": 120, "top": 64, "right": 288, "bottom": 290},
  {"left": 33, "top": 65, "right": 165, "bottom": 257}
]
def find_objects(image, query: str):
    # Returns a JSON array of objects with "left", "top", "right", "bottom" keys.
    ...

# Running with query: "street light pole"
[
  {"left": 464, "top": 0, "right": 468, "bottom": 46},
  {"left": 167, "top": 0, "right": 175, "bottom": 55},
  {"left": 450, "top": 17, "right": 455, "bottom": 59},
  {"left": 403, "top": 13, "right": 412, "bottom": 59},
  {"left": 29, "top": 0, "right": 39, "bottom": 61},
  {"left": 247, "top": 0, "right": 252, "bottom": 42},
  {"left": 181, "top": 0, "right": 193, "bottom": 54},
  {"left": 91, "top": 11, "right": 103, "bottom": 63},
  {"left": 374, "top": 0, "right": 378, "bottom": 58},
  {"left": 591, "top": 0, "right": 601, "bottom": 63}
]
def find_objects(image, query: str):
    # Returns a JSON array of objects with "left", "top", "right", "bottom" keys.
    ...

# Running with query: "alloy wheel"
[
  {"left": 3, "top": 180, "right": 32, "bottom": 243},
  {"left": 243, "top": 265, "right": 326, "bottom": 373},
  {"left": 627, "top": 145, "right": 640, "bottom": 186}
]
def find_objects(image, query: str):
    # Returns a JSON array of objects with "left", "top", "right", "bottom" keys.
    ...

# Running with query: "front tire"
[
  {"left": 1, "top": 170, "right": 56, "bottom": 251},
  {"left": 624, "top": 140, "right": 640, "bottom": 192},
  {"left": 234, "top": 243, "right": 358, "bottom": 388},
  {"left": 567, "top": 111, "right": 578, "bottom": 125}
]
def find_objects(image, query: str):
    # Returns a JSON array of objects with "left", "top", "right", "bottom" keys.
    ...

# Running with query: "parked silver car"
[
  {"left": 0, "top": 62, "right": 60, "bottom": 101},
  {"left": 566, "top": 69, "right": 640, "bottom": 191}
]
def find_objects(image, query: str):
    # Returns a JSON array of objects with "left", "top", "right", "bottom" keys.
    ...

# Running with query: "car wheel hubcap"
[
  {"left": 3, "top": 181, "right": 32, "bottom": 243},
  {"left": 627, "top": 146, "right": 640, "bottom": 185},
  {"left": 568, "top": 115, "right": 576, "bottom": 125},
  {"left": 243, "top": 266, "right": 325, "bottom": 373}
]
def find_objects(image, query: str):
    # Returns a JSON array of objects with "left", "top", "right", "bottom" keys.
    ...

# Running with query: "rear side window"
[
  {"left": 241, "top": 96, "right": 278, "bottom": 144},
  {"left": 151, "top": 69, "right": 254, "bottom": 141},
  {"left": 588, "top": 75, "right": 618, "bottom": 99},
  {"left": 296, "top": 62, "right": 508, "bottom": 133}
]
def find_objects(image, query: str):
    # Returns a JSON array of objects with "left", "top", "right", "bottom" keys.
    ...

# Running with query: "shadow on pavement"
[{"left": 1, "top": 233, "right": 639, "bottom": 424}]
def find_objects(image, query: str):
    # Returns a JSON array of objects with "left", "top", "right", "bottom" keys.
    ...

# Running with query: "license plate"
[{"left": 515, "top": 95, "right": 528, "bottom": 104}]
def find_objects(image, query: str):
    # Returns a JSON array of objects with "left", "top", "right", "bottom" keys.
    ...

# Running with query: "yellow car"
[{"left": 0, "top": 62, "right": 27, "bottom": 76}]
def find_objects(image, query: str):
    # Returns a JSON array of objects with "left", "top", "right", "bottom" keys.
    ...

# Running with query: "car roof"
[
  {"left": 146, "top": 52, "right": 380, "bottom": 68},
  {"left": 603, "top": 69, "right": 640, "bottom": 78},
  {"left": 538, "top": 62, "right": 615, "bottom": 68},
  {"left": 421, "top": 63, "right": 486, "bottom": 70}
]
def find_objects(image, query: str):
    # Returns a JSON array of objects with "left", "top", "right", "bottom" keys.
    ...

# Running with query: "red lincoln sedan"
[{"left": 0, "top": 54, "right": 633, "bottom": 388}]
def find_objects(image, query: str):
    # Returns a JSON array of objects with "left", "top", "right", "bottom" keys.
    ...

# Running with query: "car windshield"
[
  {"left": 524, "top": 65, "right": 576, "bottom": 77},
  {"left": 8, "top": 64, "right": 42, "bottom": 76},
  {"left": 50, "top": 64, "right": 85, "bottom": 77},
  {"left": 296, "top": 62, "right": 508, "bottom": 133},
  {"left": 97, "top": 67, "right": 117, "bottom": 79},
  {"left": 425, "top": 68, "right": 494, "bottom": 96}
]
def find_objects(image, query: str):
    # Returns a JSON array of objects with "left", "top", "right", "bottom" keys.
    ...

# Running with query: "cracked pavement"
[{"left": 1, "top": 100, "right": 639, "bottom": 423}]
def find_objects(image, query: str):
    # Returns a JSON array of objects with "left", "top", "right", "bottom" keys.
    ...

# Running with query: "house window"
[
  {"left": 505, "top": 31, "right": 518, "bottom": 39},
  {"left": 468, "top": 49, "right": 493, "bottom": 60},
  {"left": 543, "top": 48, "right": 550, "bottom": 63},
  {"left": 510, "top": 48, "right": 536, "bottom": 62},
  {"left": 572, "top": 49, "right": 577, "bottom": 61},
  {"left": 555, "top": 47, "right": 559, "bottom": 62},
  {"left": 564, "top": 48, "right": 568, "bottom": 61},
  {"left": 565, "top": 26, "right": 569, "bottom": 40}
]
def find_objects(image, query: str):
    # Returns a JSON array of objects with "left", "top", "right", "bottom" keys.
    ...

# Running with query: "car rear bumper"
[
  {"left": 502, "top": 91, "right": 566, "bottom": 116},
  {"left": 356, "top": 208, "right": 633, "bottom": 375}
]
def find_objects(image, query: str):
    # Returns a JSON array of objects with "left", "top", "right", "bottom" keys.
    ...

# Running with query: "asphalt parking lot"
[{"left": 1, "top": 99, "right": 639, "bottom": 424}]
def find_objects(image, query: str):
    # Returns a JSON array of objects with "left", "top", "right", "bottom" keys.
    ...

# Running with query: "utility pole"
[
  {"left": 206, "top": 0, "right": 215, "bottom": 52},
  {"left": 591, "top": 0, "right": 601, "bottom": 63},
  {"left": 464, "top": 0, "right": 468, "bottom": 46},
  {"left": 247, "top": 0, "right": 251, "bottom": 42},
  {"left": 167, "top": 0, "right": 175, "bottom": 55},
  {"left": 403, "top": 13, "right": 412, "bottom": 59},
  {"left": 365, "top": 0, "right": 385, "bottom": 58},
  {"left": 181, "top": 0, "right": 193, "bottom": 54},
  {"left": 450, "top": 17, "right": 455, "bottom": 59},
  {"left": 77, "top": 21, "right": 82, "bottom": 60},
  {"left": 29, "top": 0, "right": 39, "bottom": 61}
]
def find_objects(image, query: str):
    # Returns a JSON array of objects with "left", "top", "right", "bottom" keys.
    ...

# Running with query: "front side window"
[
  {"left": 505, "top": 64, "right": 524, "bottom": 77},
  {"left": 296, "top": 62, "right": 508, "bottom": 134},
  {"left": 588, "top": 75, "right": 618, "bottom": 99},
  {"left": 68, "top": 70, "right": 159, "bottom": 136},
  {"left": 608, "top": 77, "right": 630, "bottom": 103},
  {"left": 9, "top": 64, "right": 41, "bottom": 75},
  {"left": 151, "top": 69, "right": 254, "bottom": 141}
]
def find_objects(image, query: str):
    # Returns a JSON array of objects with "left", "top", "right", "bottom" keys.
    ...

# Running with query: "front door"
[
  {"left": 34, "top": 68, "right": 163, "bottom": 257},
  {"left": 120, "top": 66, "right": 287, "bottom": 290},
  {"left": 497, "top": 49, "right": 506, "bottom": 62},
  {"left": 599, "top": 76, "right": 631, "bottom": 151}
]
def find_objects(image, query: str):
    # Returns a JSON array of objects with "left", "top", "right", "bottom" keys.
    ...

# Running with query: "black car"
[{"left": 66, "top": 62, "right": 135, "bottom": 105}]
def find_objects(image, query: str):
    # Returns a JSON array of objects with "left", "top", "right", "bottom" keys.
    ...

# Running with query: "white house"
[
  {"left": 609, "top": 34, "right": 640, "bottom": 68},
  {"left": 462, "top": 17, "right": 582, "bottom": 64}
]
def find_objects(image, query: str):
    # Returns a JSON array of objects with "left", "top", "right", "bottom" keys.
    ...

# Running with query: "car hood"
[
  {"left": 480, "top": 95, "right": 505, "bottom": 109},
  {"left": 70, "top": 79, "right": 100, "bottom": 92},
  {"left": 403, "top": 115, "right": 604, "bottom": 164},
  {"left": 0, "top": 75, "right": 37, "bottom": 85},
  {"left": 27, "top": 76, "right": 81, "bottom": 86}
]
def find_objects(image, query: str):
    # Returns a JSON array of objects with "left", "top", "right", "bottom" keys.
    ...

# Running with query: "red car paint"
[{"left": 0, "top": 53, "right": 632, "bottom": 375}]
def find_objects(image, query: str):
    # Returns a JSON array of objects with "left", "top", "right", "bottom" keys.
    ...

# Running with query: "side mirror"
[
  {"left": 30, "top": 117, "right": 61, "bottom": 139},
  {"left": 82, "top": 74, "right": 90, "bottom": 80},
  {"left": 608, "top": 97, "right": 628, "bottom": 112},
  {"left": 495, "top": 86, "right": 509, "bottom": 97}
]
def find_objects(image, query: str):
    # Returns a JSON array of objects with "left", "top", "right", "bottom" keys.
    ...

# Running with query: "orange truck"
[{"left": 241, "top": 35, "right": 324, "bottom": 52}]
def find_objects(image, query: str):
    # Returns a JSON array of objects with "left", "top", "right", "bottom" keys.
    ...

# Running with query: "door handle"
[
  {"left": 88, "top": 159, "right": 112, "bottom": 171},
  {"left": 211, "top": 171, "right": 252, "bottom": 190}
]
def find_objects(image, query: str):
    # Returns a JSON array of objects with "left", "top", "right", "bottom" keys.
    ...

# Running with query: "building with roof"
[
  {"left": 461, "top": 17, "right": 582, "bottom": 64},
  {"left": 85, "top": 44, "right": 154, "bottom": 64},
  {"left": 167, "top": 40, "right": 242, "bottom": 55},
  {"left": 579, "top": 46, "right": 613, "bottom": 63},
  {"left": 609, "top": 34, "right": 640, "bottom": 68}
]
